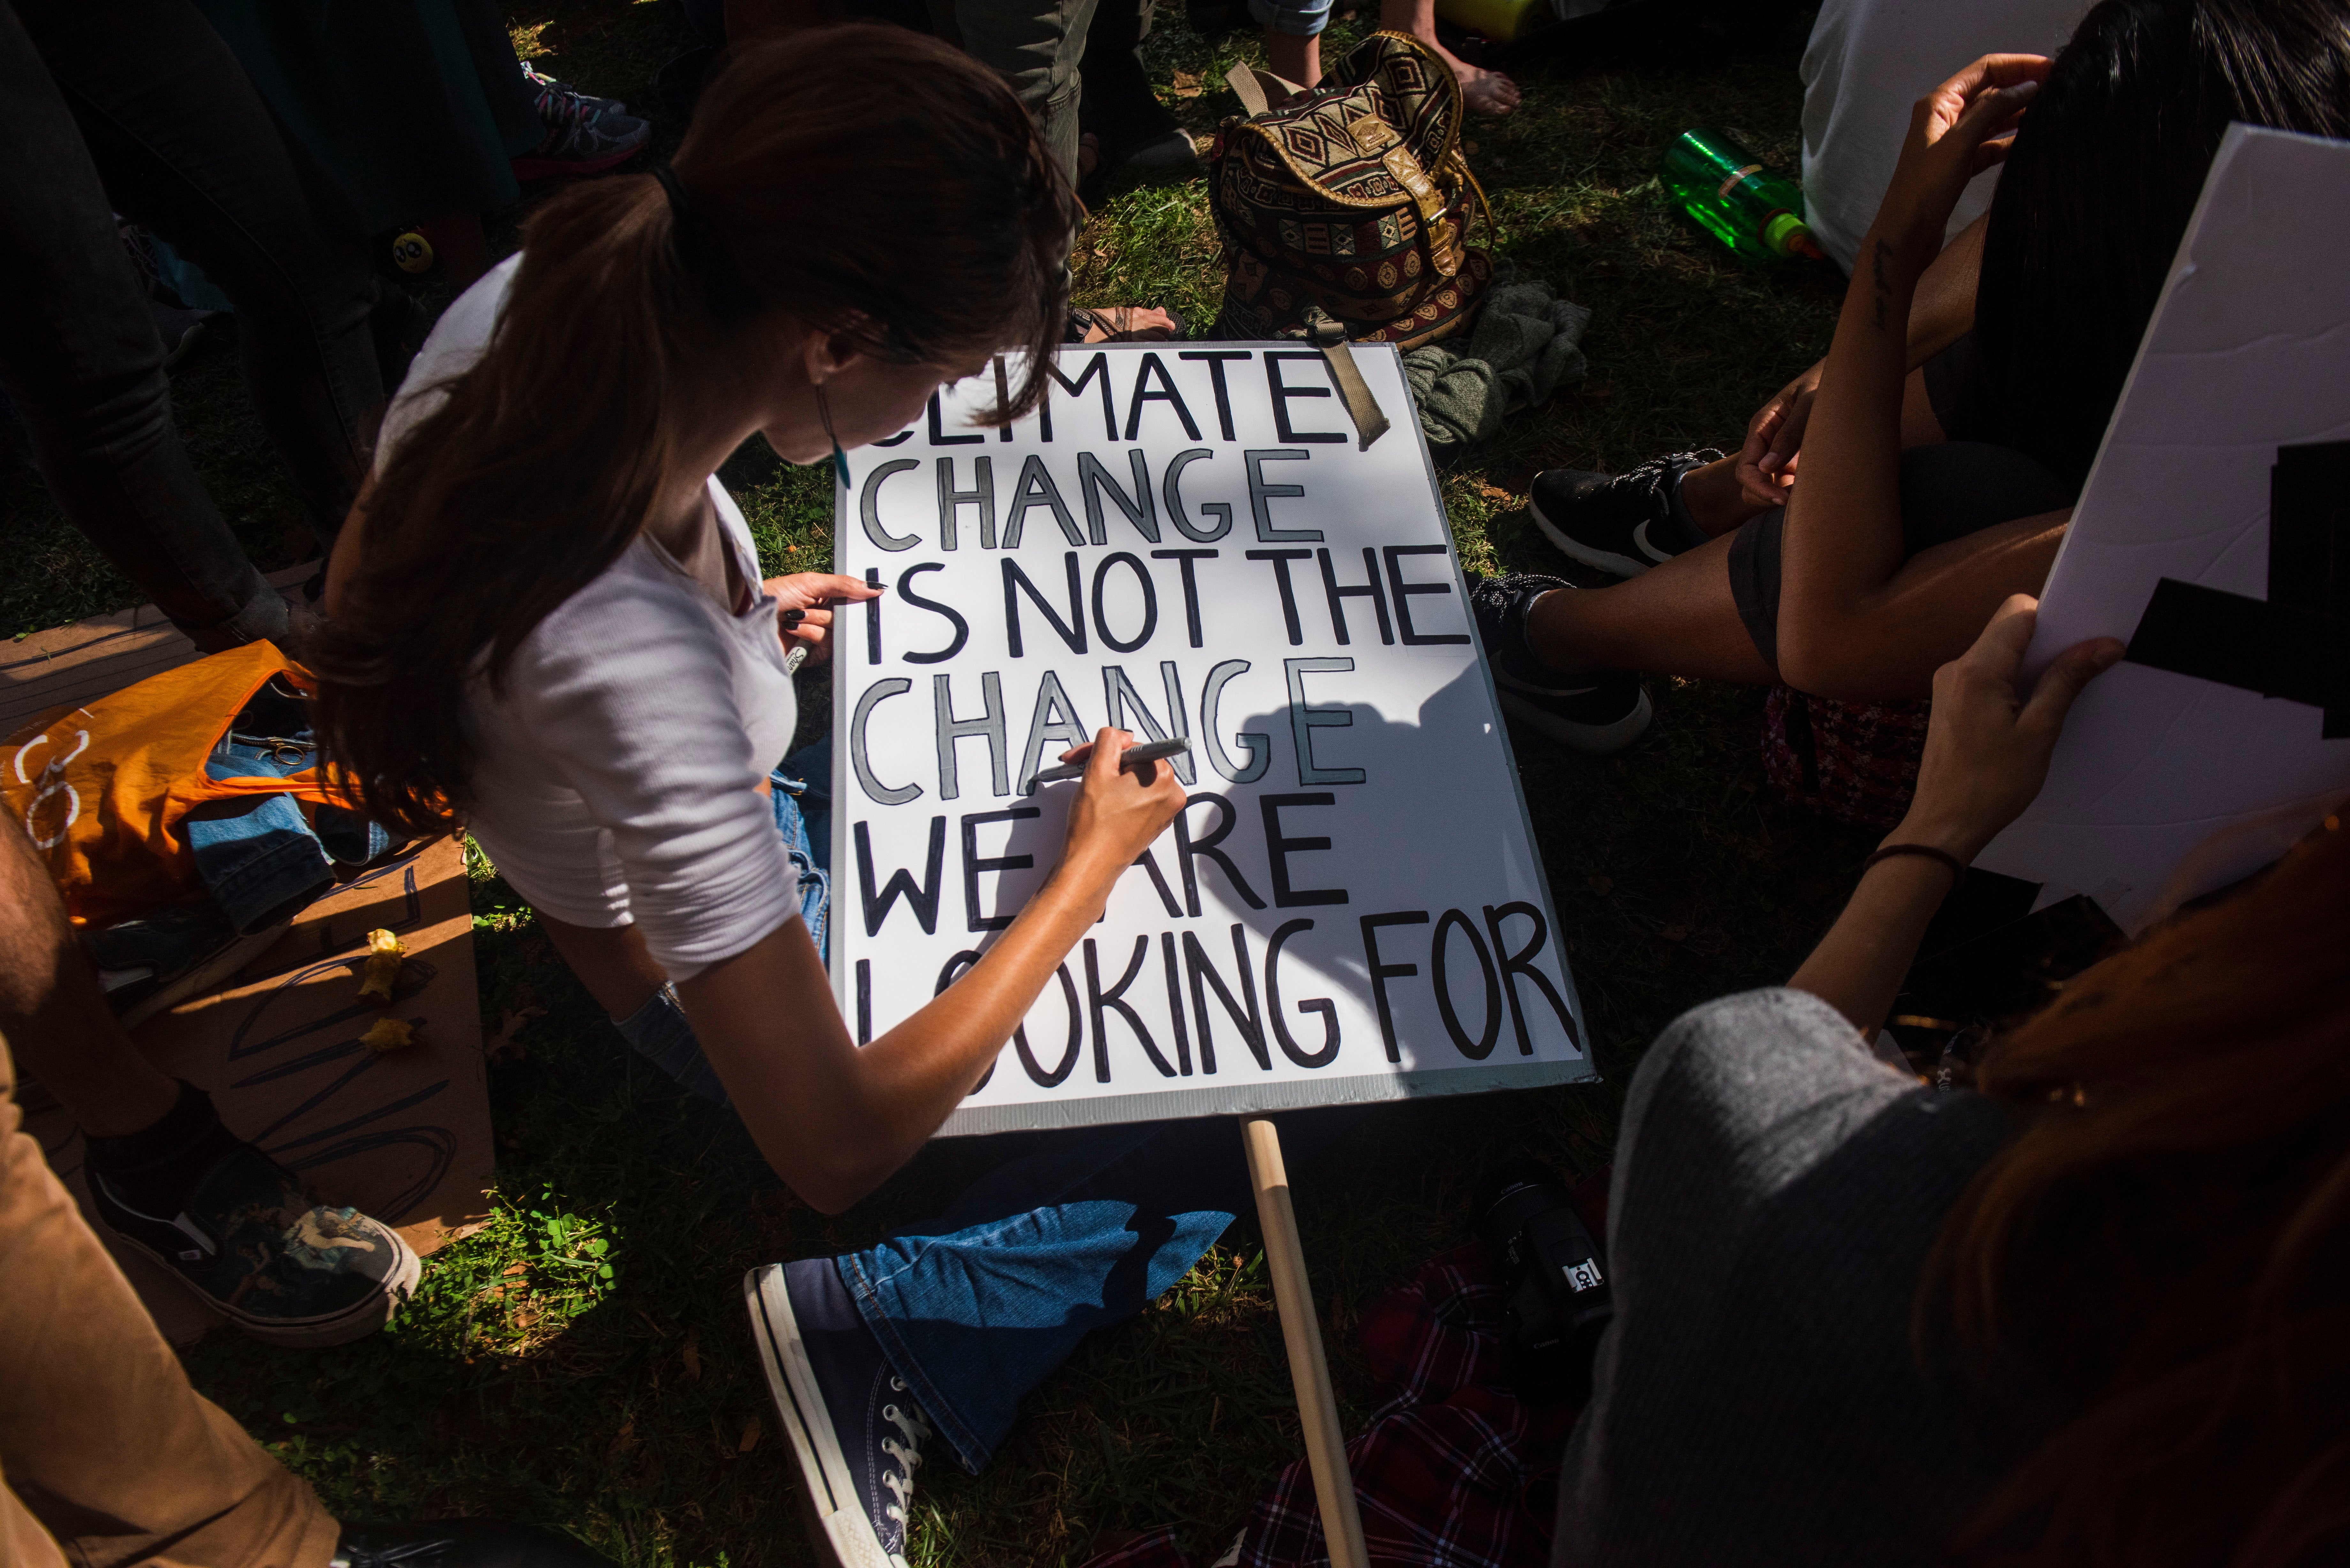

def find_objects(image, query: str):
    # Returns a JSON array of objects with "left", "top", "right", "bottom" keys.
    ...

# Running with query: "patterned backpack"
[{"left": 1207, "top": 31, "right": 1492, "bottom": 446}]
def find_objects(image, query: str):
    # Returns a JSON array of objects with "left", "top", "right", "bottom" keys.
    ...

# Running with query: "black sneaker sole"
[
  {"left": 1526, "top": 493, "right": 1670, "bottom": 579},
  {"left": 744, "top": 1265, "right": 903, "bottom": 1568},
  {"left": 1497, "top": 685, "right": 1655, "bottom": 756},
  {"left": 104, "top": 1208, "right": 420, "bottom": 1347}
]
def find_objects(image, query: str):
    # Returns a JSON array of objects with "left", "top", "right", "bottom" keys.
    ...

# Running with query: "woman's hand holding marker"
[{"left": 1053, "top": 728, "right": 1189, "bottom": 900}]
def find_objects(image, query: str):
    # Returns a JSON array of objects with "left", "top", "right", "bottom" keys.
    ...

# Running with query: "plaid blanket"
[{"left": 1081, "top": 1176, "right": 1604, "bottom": 1568}]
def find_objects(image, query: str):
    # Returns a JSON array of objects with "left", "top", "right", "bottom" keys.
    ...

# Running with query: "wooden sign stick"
[{"left": 1241, "top": 1116, "right": 1370, "bottom": 1568}]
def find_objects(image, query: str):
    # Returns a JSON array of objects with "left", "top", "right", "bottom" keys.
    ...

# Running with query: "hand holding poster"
[
  {"left": 830, "top": 343, "right": 1594, "bottom": 1134},
  {"left": 1978, "top": 125, "right": 2350, "bottom": 926}
]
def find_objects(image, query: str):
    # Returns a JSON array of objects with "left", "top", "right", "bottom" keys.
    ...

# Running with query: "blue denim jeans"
[
  {"left": 842, "top": 1104, "right": 1362, "bottom": 1473},
  {"left": 611, "top": 740, "right": 832, "bottom": 1104},
  {"left": 1249, "top": 0, "right": 1332, "bottom": 37}
]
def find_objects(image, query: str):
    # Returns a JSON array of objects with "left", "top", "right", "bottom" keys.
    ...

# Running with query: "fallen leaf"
[
  {"left": 682, "top": 1331, "right": 701, "bottom": 1382},
  {"left": 608, "top": 1421, "right": 637, "bottom": 1462},
  {"left": 504, "top": 1262, "right": 529, "bottom": 1277},
  {"left": 738, "top": 1417, "right": 762, "bottom": 1453},
  {"left": 359, "top": 1016, "right": 418, "bottom": 1053},
  {"left": 357, "top": 928, "right": 405, "bottom": 1004},
  {"left": 1171, "top": 68, "right": 1202, "bottom": 98},
  {"left": 1659, "top": 923, "right": 1692, "bottom": 942},
  {"left": 1587, "top": 875, "right": 1613, "bottom": 894},
  {"left": 485, "top": 1004, "right": 545, "bottom": 1061}
]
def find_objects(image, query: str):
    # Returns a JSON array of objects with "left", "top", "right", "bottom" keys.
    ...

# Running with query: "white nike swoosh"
[{"left": 1631, "top": 519, "right": 1675, "bottom": 564}]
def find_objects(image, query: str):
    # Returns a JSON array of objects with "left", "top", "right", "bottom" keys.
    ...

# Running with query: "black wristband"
[{"left": 1861, "top": 843, "right": 1968, "bottom": 881}]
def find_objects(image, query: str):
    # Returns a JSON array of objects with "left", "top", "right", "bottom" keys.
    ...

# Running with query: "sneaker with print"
[
  {"left": 85, "top": 1082, "right": 419, "bottom": 1346},
  {"left": 520, "top": 60, "right": 625, "bottom": 119},
  {"left": 747, "top": 1260, "right": 933, "bottom": 1568},
  {"left": 510, "top": 73, "right": 650, "bottom": 181}
]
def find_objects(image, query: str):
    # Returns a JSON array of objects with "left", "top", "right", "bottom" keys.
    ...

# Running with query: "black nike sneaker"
[
  {"left": 1527, "top": 449, "right": 1722, "bottom": 577},
  {"left": 746, "top": 1260, "right": 935, "bottom": 1568},
  {"left": 1466, "top": 573, "right": 1652, "bottom": 755}
]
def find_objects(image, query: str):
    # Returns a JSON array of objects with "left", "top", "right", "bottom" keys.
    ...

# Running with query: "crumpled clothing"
[
  {"left": 1401, "top": 261, "right": 1593, "bottom": 461},
  {"left": 1077, "top": 1236, "right": 1594, "bottom": 1568}
]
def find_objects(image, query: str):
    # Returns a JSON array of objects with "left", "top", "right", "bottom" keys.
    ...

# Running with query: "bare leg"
[
  {"left": 1677, "top": 455, "right": 1773, "bottom": 536},
  {"left": 0, "top": 824, "right": 177, "bottom": 1139},
  {"left": 1526, "top": 533, "right": 1778, "bottom": 684},
  {"left": 1378, "top": 0, "right": 1517, "bottom": 115},
  {"left": 1264, "top": 27, "right": 1322, "bottom": 90}
]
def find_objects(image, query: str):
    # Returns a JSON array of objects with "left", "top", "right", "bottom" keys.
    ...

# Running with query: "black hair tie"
[{"left": 652, "top": 162, "right": 762, "bottom": 323}]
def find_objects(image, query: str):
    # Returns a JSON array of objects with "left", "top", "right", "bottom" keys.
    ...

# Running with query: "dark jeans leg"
[
  {"left": 16, "top": 0, "right": 386, "bottom": 557},
  {"left": 954, "top": 0, "right": 1102, "bottom": 183},
  {"left": 0, "top": 3, "right": 287, "bottom": 648}
]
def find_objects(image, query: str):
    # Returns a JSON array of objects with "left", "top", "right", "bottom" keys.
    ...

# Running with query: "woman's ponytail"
[{"left": 310, "top": 25, "right": 1073, "bottom": 831}]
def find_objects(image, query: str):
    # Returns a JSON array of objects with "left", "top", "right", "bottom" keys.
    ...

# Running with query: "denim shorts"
[{"left": 1250, "top": 0, "right": 1333, "bottom": 36}]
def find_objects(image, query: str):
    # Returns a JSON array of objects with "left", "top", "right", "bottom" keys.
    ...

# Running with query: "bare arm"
[
  {"left": 1731, "top": 214, "right": 1987, "bottom": 510},
  {"left": 678, "top": 731, "right": 1183, "bottom": 1212},
  {"left": 1774, "top": 56, "right": 2053, "bottom": 699},
  {"left": 1790, "top": 596, "right": 2121, "bottom": 1030}
]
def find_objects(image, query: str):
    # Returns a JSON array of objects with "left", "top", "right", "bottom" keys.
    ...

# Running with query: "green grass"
[{"left": 5, "top": 3, "right": 1885, "bottom": 1562}]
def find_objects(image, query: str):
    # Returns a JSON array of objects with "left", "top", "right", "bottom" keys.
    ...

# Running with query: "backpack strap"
[
  {"left": 1304, "top": 309, "right": 1392, "bottom": 451},
  {"left": 1223, "top": 61, "right": 1305, "bottom": 120}
]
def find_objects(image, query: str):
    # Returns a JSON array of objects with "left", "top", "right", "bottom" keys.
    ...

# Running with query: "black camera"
[{"left": 1473, "top": 1156, "right": 1613, "bottom": 1406}]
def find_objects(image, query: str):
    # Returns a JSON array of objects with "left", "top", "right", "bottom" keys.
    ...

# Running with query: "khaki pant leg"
[
  {"left": 0, "top": 1043, "right": 340, "bottom": 1568},
  {"left": 2, "top": 1480, "right": 72, "bottom": 1568}
]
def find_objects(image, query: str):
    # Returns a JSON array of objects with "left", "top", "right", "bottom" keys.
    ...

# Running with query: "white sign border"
[{"left": 826, "top": 342, "right": 1599, "bottom": 1136}]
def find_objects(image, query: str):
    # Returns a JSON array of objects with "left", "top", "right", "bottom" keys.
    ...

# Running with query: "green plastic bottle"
[{"left": 1660, "top": 128, "right": 1825, "bottom": 263}]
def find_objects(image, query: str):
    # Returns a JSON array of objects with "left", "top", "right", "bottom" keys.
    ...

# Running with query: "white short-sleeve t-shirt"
[
  {"left": 1800, "top": 0, "right": 2093, "bottom": 273},
  {"left": 376, "top": 256, "right": 802, "bottom": 981}
]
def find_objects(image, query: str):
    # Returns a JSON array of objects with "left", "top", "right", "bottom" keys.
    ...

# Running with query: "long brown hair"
[
  {"left": 1928, "top": 817, "right": 2350, "bottom": 1564},
  {"left": 310, "top": 25, "right": 1073, "bottom": 833}
]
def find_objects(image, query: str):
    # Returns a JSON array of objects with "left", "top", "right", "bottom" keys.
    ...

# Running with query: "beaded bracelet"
[{"left": 1861, "top": 843, "right": 1968, "bottom": 881}]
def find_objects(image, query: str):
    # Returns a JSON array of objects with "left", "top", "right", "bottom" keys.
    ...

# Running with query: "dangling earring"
[{"left": 814, "top": 382, "right": 850, "bottom": 489}]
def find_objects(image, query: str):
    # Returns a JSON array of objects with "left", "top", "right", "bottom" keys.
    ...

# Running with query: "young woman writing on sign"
[{"left": 312, "top": 28, "right": 1352, "bottom": 1566}]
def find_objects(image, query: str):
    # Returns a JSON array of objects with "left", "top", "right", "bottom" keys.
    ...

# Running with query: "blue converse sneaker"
[
  {"left": 1467, "top": 573, "right": 1652, "bottom": 755},
  {"left": 746, "top": 1260, "right": 933, "bottom": 1568},
  {"left": 1527, "top": 449, "right": 1721, "bottom": 577}
]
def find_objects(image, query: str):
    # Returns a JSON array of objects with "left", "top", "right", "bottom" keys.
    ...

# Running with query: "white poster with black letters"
[
  {"left": 1977, "top": 124, "right": 2350, "bottom": 928},
  {"left": 830, "top": 342, "right": 1593, "bottom": 1134}
]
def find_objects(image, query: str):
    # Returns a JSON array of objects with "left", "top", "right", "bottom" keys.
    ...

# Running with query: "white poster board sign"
[
  {"left": 1979, "top": 124, "right": 2350, "bottom": 928},
  {"left": 830, "top": 343, "right": 1592, "bottom": 1134}
]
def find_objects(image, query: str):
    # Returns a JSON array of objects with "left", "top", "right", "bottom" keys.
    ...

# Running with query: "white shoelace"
[{"left": 877, "top": 1379, "right": 933, "bottom": 1525}]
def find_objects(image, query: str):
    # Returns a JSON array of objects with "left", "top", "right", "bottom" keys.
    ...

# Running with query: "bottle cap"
[{"left": 1764, "top": 211, "right": 1824, "bottom": 260}]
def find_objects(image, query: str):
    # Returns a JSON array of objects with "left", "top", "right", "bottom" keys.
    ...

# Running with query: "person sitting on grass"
[
  {"left": 1552, "top": 594, "right": 2349, "bottom": 1566},
  {"left": 1475, "top": 0, "right": 2350, "bottom": 756},
  {"left": 0, "top": 816, "right": 616, "bottom": 1568},
  {"left": 308, "top": 26, "right": 1361, "bottom": 1567}
]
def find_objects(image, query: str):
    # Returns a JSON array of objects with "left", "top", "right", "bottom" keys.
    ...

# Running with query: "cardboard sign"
[
  {"left": 831, "top": 343, "right": 1592, "bottom": 1135},
  {"left": 1979, "top": 126, "right": 2350, "bottom": 927},
  {"left": 16, "top": 769, "right": 492, "bottom": 1343}
]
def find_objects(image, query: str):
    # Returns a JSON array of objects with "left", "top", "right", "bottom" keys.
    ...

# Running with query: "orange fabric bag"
[{"left": 2, "top": 640, "right": 367, "bottom": 928}]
